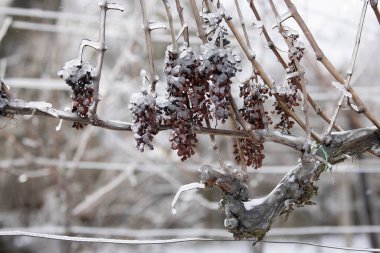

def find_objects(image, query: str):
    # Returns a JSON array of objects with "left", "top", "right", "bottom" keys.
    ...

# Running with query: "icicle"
[{"left": 171, "top": 182, "right": 205, "bottom": 215}]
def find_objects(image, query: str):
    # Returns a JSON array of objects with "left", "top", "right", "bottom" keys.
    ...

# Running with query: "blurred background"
[{"left": 0, "top": 0, "right": 379, "bottom": 252}]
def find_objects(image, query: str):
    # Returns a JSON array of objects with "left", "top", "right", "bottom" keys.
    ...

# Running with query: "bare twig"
[
  {"left": 189, "top": 0, "right": 207, "bottom": 43},
  {"left": 326, "top": 0, "right": 369, "bottom": 134},
  {"left": 163, "top": 0, "right": 179, "bottom": 52},
  {"left": 248, "top": 1, "right": 287, "bottom": 68},
  {"left": 234, "top": 0, "right": 251, "bottom": 49},
  {"left": 175, "top": 0, "right": 189, "bottom": 45},
  {"left": 139, "top": 0, "right": 159, "bottom": 93},
  {"left": 268, "top": 0, "right": 312, "bottom": 141},
  {"left": 219, "top": 7, "right": 322, "bottom": 142},
  {"left": 370, "top": 0, "right": 380, "bottom": 24},
  {"left": 249, "top": 1, "right": 343, "bottom": 132},
  {"left": 283, "top": 0, "right": 380, "bottom": 129}
]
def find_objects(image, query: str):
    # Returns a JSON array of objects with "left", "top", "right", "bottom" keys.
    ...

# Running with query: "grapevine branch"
[
  {"left": 174, "top": 0, "right": 189, "bottom": 45},
  {"left": 370, "top": 0, "right": 380, "bottom": 24},
  {"left": 139, "top": 0, "right": 159, "bottom": 93},
  {"left": 326, "top": 0, "right": 369, "bottom": 134},
  {"left": 248, "top": 1, "right": 343, "bottom": 132},
  {"left": 78, "top": 1, "right": 123, "bottom": 118},
  {"left": 283, "top": 0, "right": 380, "bottom": 130},
  {"left": 199, "top": 127, "right": 380, "bottom": 243},
  {"left": 219, "top": 5, "right": 323, "bottom": 143},
  {"left": 1, "top": 97, "right": 307, "bottom": 151}
]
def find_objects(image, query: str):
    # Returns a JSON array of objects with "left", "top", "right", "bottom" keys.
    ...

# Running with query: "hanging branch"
[
  {"left": 283, "top": 0, "right": 380, "bottom": 130},
  {"left": 325, "top": 0, "right": 369, "bottom": 134}
]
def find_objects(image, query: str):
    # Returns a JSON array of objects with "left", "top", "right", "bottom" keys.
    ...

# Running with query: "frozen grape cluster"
[
  {"left": 234, "top": 79, "right": 270, "bottom": 169},
  {"left": 198, "top": 43, "right": 240, "bottom": 123},
  {"left": 163, "top": 46, "right": 200, "bottom": 160},
  {"left": 272, "top": 31, "right": 304, "bottom": 133},
  {"left": 59, "top": 59, "right": 94, "bottom": 129},
  {"left": 129, "top": 90, "right": 159, "bottom": 152}
]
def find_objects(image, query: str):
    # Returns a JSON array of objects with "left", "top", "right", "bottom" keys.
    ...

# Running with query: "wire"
[
  {"left": 0, "top": 231, "right": 213, "bottom": 244},
  {"left": 261, "top": 240, "right": 380, "bottom": 252},
  {"left": 1, "top": 230, "right": 380, "bottom": 252}
]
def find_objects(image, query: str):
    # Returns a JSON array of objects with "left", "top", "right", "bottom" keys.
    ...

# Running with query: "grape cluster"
[
  {"left": 234, "top": 79, "right": 270, "bottom": 169},
  {"left": 129, "top": 90, "right": 159, "bottom": 152},
  {"left": 163, "top": 46, "right": 199, "bottom": 161},
  {"left": 239, "top": 80, "right": 270, "bottom": 129},
  {"left": 198, "top": 44, "right": 239, "bottom": 123},
  {"left": 59, "top": 60, "right": 94, "bottom": 129},
  {"left": 234, "top": 137, "right": 265, "bottom": 169},
  {"left": 272, "top": 32, "right": 304, "bottom": 133},
  {"left": 272, "top": 82, "right": 301, "bottom": 133}
]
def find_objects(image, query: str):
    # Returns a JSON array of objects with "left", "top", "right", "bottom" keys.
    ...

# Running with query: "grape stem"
[{"left": 77, "top": 1, "right": 123, "bottom": 122}]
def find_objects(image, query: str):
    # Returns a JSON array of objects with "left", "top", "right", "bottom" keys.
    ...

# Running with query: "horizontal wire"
[
  {"left": 261, "top": 240, "right": 380, "bottom": 252},
  {"left": 1, "top": 230, "right": 380, "bottom": 252}
]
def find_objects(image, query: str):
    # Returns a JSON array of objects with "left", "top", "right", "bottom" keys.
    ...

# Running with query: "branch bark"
[{"left": 199, "top": 127, "right": 380, "bottom": 243}]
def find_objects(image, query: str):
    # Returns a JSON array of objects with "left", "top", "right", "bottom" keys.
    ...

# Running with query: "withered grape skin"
[
  {"left": 272, "top": 32, "right": 305, "bottom": 133},
  {"left": 59, "top": 60, "right": 94, "bottom": 129},
  {"left": 234, "top": 80, "right": 269, "bottom": 169},
  {"left": 129, "top": 90, "right": 159, "bottom": 152},
  {"left": 163, "top": 46, "right": 199, "bottom": 161}
]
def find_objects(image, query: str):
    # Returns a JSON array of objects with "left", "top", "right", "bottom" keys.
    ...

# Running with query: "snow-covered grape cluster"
[
  {"left": 272, "top": 31, "right": 305, "bottom": 133},
  {"left": 198, "top": 44, "right": 239, "bottom": 123},
  {"left": 129, "top": 90, "right": 159, "bottom": 152},
  {"left": 163, "top": 46, "right": 200, "bottom": 161},
  {"left": 59, "top": 60, "right": 94, "bottom": 129}
]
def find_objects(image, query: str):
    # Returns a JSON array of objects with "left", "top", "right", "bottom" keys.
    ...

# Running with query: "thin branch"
[
  {"left": 326, "top": 0, "right": 369, "bottom": 134},
  {"left": 139, "top": 0, "right": 158, "bottom": 93},
  {"left": 175, "top": 0, "right": 189, "bottom": 45},
  {"left": 268, "top": 0, "right": 311, "bottom": 141},
  {"left": 189, "top": 0, "right": 207, "bottom": 43},
  {"left": 249, "top": 1, "right": 343, "bottom": 132},
  {"left": 283, "top": 0, "right": 380, "bottom": 129},
  {"left": 163, "top": 0, "right": 179, "bottom": 52},
  {"left": 2, "top": 97, "right": 308, "bottom": 151},
  {"left": 234, "top": 0, "right": 251, "bottom": 49},
  {"left": 248, "top": 1, "right": 287, "bottom": 68},
  {"left": 220, "top": 8, "right": 322, "bottom": 142},
  {"left": 370, "top": 0, "right": 380, "bottom": 24}
]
